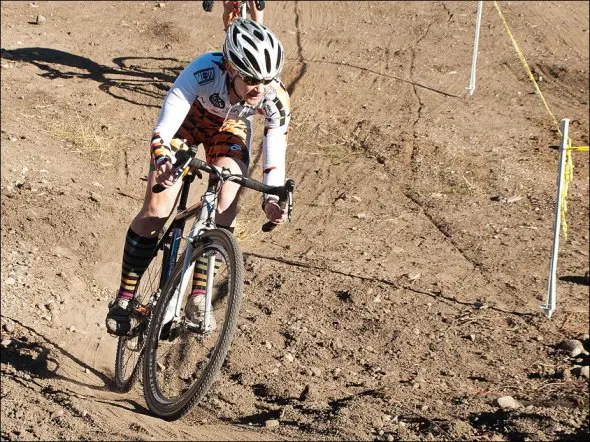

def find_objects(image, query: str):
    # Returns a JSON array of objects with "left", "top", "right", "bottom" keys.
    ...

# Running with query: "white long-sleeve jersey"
[{"left": 153, "top": 51, "right": 291, "bottom": 188}]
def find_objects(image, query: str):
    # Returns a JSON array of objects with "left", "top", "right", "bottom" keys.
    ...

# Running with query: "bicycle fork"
[{"left": 162, "top": 188, "right": 218, "bottom": 335}]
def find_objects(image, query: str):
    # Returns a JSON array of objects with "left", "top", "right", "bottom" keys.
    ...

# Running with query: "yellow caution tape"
[
  {"left": 560, "top": 143, "right": 589, "bottom": 239},
  {"left": 493, "top": 1, "right": 561, "bottom": 133},
  {"left": 494, "top": 2, "right": 589, "bottom": 240}
]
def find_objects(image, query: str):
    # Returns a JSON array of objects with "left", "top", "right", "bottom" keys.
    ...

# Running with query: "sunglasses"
[{"left": 240, "top": 75, "right": 274, "bottom": 86}]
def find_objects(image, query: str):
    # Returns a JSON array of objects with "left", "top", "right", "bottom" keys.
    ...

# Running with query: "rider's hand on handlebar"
[
  {"left": 156, "top": 158, "right": 175, "bottom": 188},
  {"left": 264, "top": 197, "right": 287, "bottom": 225}
]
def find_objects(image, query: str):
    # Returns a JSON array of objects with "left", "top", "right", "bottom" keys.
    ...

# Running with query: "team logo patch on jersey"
[
  {"left": 228, "top": 144, "right": 242, "bottom": 152},
  {"left": 194, "top": 68, "right": 215, "bottom": 85},
  {"left": 209, "top": 93, "right": 225, "bottom": 108}
]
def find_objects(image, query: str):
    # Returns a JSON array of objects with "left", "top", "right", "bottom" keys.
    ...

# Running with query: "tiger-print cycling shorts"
[{"left": 150, "top": 100, "right": 251, "bottom": 172}]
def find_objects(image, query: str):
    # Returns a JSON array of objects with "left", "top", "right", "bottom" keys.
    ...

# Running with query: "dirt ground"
[{"left": 1, "top": 1, "right": 589, "bottom": 441}]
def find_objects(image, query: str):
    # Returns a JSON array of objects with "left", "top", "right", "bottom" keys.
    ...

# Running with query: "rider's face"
[
  {"left": 234, "top": 76, "right": 271, "bottom": 105},
  {"left": 231, "top": 69, "right": 273, "bottom": 105}
]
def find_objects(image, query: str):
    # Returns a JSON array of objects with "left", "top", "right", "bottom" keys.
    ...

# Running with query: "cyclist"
[
  {"left": 105, "top": 18, "right": 290, "bottom": 336},
  {"left": 202, "top": 1, "right": 265, "bottom": 30}
]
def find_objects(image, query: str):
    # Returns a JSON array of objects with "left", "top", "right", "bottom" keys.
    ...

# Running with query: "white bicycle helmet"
[{"left": 223, "top": 18, "right": 284, "bottom": 81}]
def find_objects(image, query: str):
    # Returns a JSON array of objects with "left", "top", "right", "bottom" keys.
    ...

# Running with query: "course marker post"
[
  {"left": 541, "top": 118, "right": 570, "bottom": 319},
  {"left": 466, "top": 1, "right": 483, "bottom": 96}
]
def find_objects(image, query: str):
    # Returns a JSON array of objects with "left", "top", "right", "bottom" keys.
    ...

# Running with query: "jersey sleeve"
[
  {"left": 151, "top": 57, "right": 202, "bottom": 159},
  {"left": 261, "top": 82, "right": 291, "bottom": 192}
]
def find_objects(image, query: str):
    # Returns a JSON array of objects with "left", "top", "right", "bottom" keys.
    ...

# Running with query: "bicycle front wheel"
[{"left": 142, "top": 228, "right": 244, "bottom": 420}]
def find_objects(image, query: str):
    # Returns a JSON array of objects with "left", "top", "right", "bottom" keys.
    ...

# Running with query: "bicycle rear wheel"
[
  {"left": 142, "top": 228, "right": 243, "bottom": 420},
  {"left": 114, "top": 241, "right": 166, "bottom": 392}
]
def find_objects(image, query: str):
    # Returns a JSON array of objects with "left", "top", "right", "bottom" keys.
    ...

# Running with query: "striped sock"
[
  {"left": 118, "top": 228, "right": 159, "bottom": 298},
  {"left": 191, "top": 255, "right": 221, "bottom": 297}
]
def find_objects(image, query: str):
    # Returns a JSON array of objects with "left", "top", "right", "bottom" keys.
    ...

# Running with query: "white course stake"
[
  {"left": 466, "top": 1, "right": 483, "bottom": 96},
  {"left": 541, "top": 118, "right": 570, "bottom": 319}
]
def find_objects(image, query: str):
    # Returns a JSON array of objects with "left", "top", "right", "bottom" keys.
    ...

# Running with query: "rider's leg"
[
  {"left": 248, "top": 1, "right": 264, "bottom": 24},
  {"left": 186, "top": 156, "right": 247, "bottom": 325},
  {"left": 222, "top": 1, "right": 234, "bottom": 30},
  {"left": 121, "top": 171, "right": 183, "bottom": 292},
  {"left": 106, "top": 170, "right": 183, "bottom": 335},
  {"left": 212, "top": 156, "right": 249, "bottom": 228},
  {"left": 187, "top": 119, "right": 249, "bottom": 323}
]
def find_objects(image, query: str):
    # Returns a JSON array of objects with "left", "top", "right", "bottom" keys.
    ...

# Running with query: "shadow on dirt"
[
  {"left": 469, "top": 410, "right": 589, "bottom": 441},
  {"left": 296, "top": 57, "right": 461, "bottom": 98},
  {"left": 1, "top": 315, "right": 113, "bottom": 390},
  {"left": 1, "top": 338, "right": 59, "bottom": 379},
  {"left": 1, "top": 47, "right": 185, "bottom": 108},
  {"left": 244, "top": 252, "right": 537, "bottom": 318},
  {"left": 559, "top": 275, "right": 590, "bottom": 286}
]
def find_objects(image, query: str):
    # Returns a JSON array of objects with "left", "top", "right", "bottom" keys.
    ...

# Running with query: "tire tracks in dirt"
[
  {"left": 408, "top": 22, "right": 433, "bottom": 173},
  {"left": 403, "top": 10, "right": 494, "bottom": 287}
]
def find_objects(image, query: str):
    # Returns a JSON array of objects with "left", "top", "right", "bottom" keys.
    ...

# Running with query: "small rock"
[
  {"left": 89, "top": 192, "right": 101, "bottom": 202},
  {"left": 265, "top": 419, "right": 279, "bottom": 428},
  {"left": 496, "top": 396, "right": 520, "bottom": 409},
  {"left": 407, "top": 272, "right": 421, "bottom": 281},
  {"left": 387, "top": 435, "right": 394, "bottom": 442},
  {"left": 69, "top": 326, "right": 76, "bottom": 332},
  {"left": 5, "top": 277, "right": 16, "bottom": 285},
  {"left": 35, "top": 15, "right": 46, "bottom": 24},
  {"left": 46, "top": 301, "right": 57, "bottom": 312},
  {"left": 283, "top": 352, "right": 294, "bottom": 363},
  {"left": 81, "top": 410, "right": 88, "bottom": 418},
  {"left": 559, "top": 339, "right": 585, "bottom": 358},
  {"left": 505, "top": 195, "right": 522, "bottom": 204},
  {"left": 356, "top": 213, "right": 367, "bottom": 219},
  {"left": 51, "top": 409, "right": 64, "bottom": 419},
  {"left": 310, "top": 367, "right": 322, "bottom": 377},
  {"left": 581, "top": 366, "right": 589, "bottom": 379},
  {"left": 351, "top": 195, "right": 362, "bottom": 202},
  {"left": 332, "top": 368, "right": 342, "bottom": 378},
  {"left": 1, "top": 338, "right": 12, "bottom": 347},
  {"left": 300, "top": 384, "right": 318, "bottom": 401},
  {"left": 264, "top": 341, "right": 272, "bottom": 350},
  {"left": 4, "top": 323, "right": 15, "bottom": 333}
]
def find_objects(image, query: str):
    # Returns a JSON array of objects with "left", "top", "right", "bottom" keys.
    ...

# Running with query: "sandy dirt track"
[{"left": 1, "top": 1, "right": 589, "bottom": 440}]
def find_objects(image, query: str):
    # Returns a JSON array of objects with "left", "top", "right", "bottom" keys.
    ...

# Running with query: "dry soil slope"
[{"left": 1, "top": 1, "right": 589, "bottom": 441}]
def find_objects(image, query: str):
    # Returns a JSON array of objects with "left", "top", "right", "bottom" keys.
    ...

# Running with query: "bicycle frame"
[
  {"left": 160, "top": 174, "right": 221, "bottom": 334},
  {"left": 152, "top": 144, "right": 293, "bottom": 336}
]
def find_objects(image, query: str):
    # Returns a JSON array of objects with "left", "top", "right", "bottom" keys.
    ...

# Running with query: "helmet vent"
[
  {"left": 276, "top": 45, "right": 282, "bottom": 70},
  {"left": 229, "top": 50, "right": 249, "bottom": 73},
  {"left": 253, "top": 29, "right": 264, "bottom": 41},
  {"left": 244, "top": 49, "right": 261, "bottom": 75},
  {"left": 264, "top": 49, "right": 271, "bottom": 73},
  {"left": 242, "top": 34, "right": 256, "bottom": 48},
  {"left": 232, "top": 26, "right": 240, "bottom": 46}
]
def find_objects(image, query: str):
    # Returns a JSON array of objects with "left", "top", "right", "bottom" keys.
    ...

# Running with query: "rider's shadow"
[{"left": 1, "top": 47, "right": 186, "bottom": 108}]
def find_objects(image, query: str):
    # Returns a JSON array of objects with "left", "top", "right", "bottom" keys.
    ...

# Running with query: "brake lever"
[
  {"left": 152, "top": 149, "right": 200, "bottom": 193},
  {"left": 262, "top": 179, "right": 295, "bottom": 232}
]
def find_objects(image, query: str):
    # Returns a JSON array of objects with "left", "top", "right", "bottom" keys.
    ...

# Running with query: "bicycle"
[
  {"left": 202, "top": 0, "right": 266, "bottom": 21},
  {"left": 115, "top": 144, "right": 294, "bottom": 418}
]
